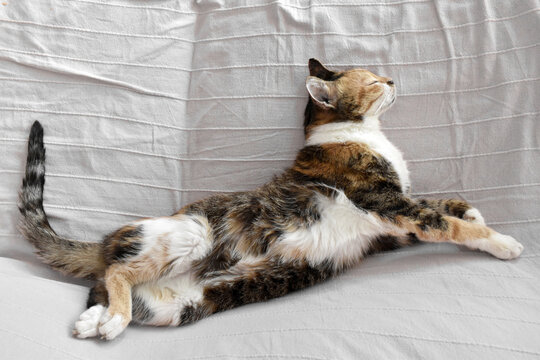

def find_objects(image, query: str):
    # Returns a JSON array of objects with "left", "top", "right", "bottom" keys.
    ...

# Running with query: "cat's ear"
[
  {"left": 306, "top": 76, "right": 337, "bottom": 109},
  {"left": 308, "top": 58, "right": 335, "bottom": 80}
]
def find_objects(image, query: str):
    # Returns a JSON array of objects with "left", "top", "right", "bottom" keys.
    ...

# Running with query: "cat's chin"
[
  {"left": 388, "top": 94, "right": 396, "bottom": 106},
  {"left": 384, "top": 90, "right": 397, "bottom": 108},
  {"left": 372, "top": 99, "right": 395, "bottom": 118}
]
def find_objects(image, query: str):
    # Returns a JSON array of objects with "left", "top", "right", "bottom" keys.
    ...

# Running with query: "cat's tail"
[{"left": 18, "top": 121, "right": 106, "bottom": 279}]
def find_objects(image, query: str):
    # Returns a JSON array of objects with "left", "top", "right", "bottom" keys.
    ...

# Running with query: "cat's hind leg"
[
  {"left": 74, "top": 277, "right": 181, "bottom": 339},
  {"left": 73, "top": 281, "right": 108, "bottom": 339},
  {"left": 124, "top": 259, "right": 336, "bottom": 329},
  {"left": 73, "top": 213, "right": 213, "bottom": 340},
  {"left": 176, "top": 258, "right": 337, "bottom": 326},
  {"left": 73, "top": 304, "right": 107, "bottom": 339}
]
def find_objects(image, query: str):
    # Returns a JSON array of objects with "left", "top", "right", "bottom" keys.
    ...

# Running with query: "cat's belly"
[
  {"left": 127, "top": 215, "right": 212, "bottom": 325},
  {"left": 132, "top": 273, "right": 203, "bottom": 326},
  {"left": 274, "top": 189, "right": 407, "bottom": 268}
]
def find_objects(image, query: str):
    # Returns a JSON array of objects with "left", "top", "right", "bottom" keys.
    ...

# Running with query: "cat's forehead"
[{"left": 338, "top": 68, "right": 379, "bottom": 82}]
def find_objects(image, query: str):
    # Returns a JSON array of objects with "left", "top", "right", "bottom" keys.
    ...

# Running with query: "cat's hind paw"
[
  {"left": 73, "top": 304, "right": 106, "bottom": 339},
  {"left": 98, "top": 310, "right": 129, "bottom": 340}
]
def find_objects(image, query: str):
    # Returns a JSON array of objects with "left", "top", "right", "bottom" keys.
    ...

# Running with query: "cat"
[{"left": 18, "top": 59, "right": 524, "bottom": 340}]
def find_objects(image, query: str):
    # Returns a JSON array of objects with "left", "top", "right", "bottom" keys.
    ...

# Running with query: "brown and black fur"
[
  {"left": 18, "top": 122, "right": 106, "bottom": 280},
  {"left": 18, "top": 59, "right": 515, "bottom": 338}
]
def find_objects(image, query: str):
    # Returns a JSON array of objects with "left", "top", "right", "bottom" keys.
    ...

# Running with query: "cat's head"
[{"left": 304, "top": 58, "right": 395, "bottom": 134}]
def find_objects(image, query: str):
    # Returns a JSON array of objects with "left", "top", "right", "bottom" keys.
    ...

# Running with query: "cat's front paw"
[
  {"left": 463, "top": 208, "right": 485, "bottom": 225},
  {"left": 483, "top": 233, "right": 524, "bottom": 260},
  {"left": 98, "top": 310, "right": 130, "bottom": 340},
  {"left": 73, "top": 304, "right": 106, "bottom": 339}
]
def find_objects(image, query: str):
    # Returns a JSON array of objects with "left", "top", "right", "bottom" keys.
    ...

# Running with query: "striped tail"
[{"left": 18, "top": 121, "right": 106, "bottom": 279}]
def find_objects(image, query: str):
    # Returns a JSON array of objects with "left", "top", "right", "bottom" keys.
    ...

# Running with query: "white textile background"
[{"left": 0, "top": 1, "right": 538, "bottom": 359}]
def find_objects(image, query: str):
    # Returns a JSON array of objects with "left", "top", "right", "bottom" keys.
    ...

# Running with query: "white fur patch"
[
  {"left": 467, "top": 233, "right": 524, "bottom": 260},
  {"left": 140, "top": 215, "right": 213, "bottom": 275},
  {"left": 306, "top": 119, "right": 411, "bottom": 193},
  {"left": 73, "top": 304, "right": 106, "bottom": 339},
  {"left": 278, "top": 190, "right": 406, "bottom": 268},
  {"left": 132, "top": 273, "right": 204, "bottom": 326},
  {"left": 463, "top": 208, "right": 485, "bottom": 225},
  {"left": 99, "top": 311, "right": 127, "bottom": 340}
]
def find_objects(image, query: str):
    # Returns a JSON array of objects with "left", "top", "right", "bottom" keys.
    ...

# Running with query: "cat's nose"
[{"left": 387, "top": 80, "right": 394, "bottom": 85}]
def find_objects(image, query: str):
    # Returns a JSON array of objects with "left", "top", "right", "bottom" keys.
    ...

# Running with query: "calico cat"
[{"left": 18, "top": 59, "right": 523, "bottom": 340}]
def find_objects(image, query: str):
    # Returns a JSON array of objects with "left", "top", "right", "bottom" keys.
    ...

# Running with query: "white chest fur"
[{"left": 305, "top": 118, "right": 411, "bottom": 193}]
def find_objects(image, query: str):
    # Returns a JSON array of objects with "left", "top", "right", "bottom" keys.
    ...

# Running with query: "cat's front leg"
[
  {"left": 397, "top": 205, "right": 523, "bottom": 260},
  {"left": 462, "top": 207, "right": 485, "bottom": 225},
  {"left": 416, "top": 198, "right": 485, "bottom": 225}
]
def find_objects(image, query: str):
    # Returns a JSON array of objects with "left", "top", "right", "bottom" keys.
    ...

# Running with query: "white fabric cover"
[{"left": 0, "top": 0, "right": 539, "bottom": 358}]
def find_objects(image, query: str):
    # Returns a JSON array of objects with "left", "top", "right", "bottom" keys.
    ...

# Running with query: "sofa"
[{"left": 0, "top": 1, "right": 538, "bottom": 358}]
